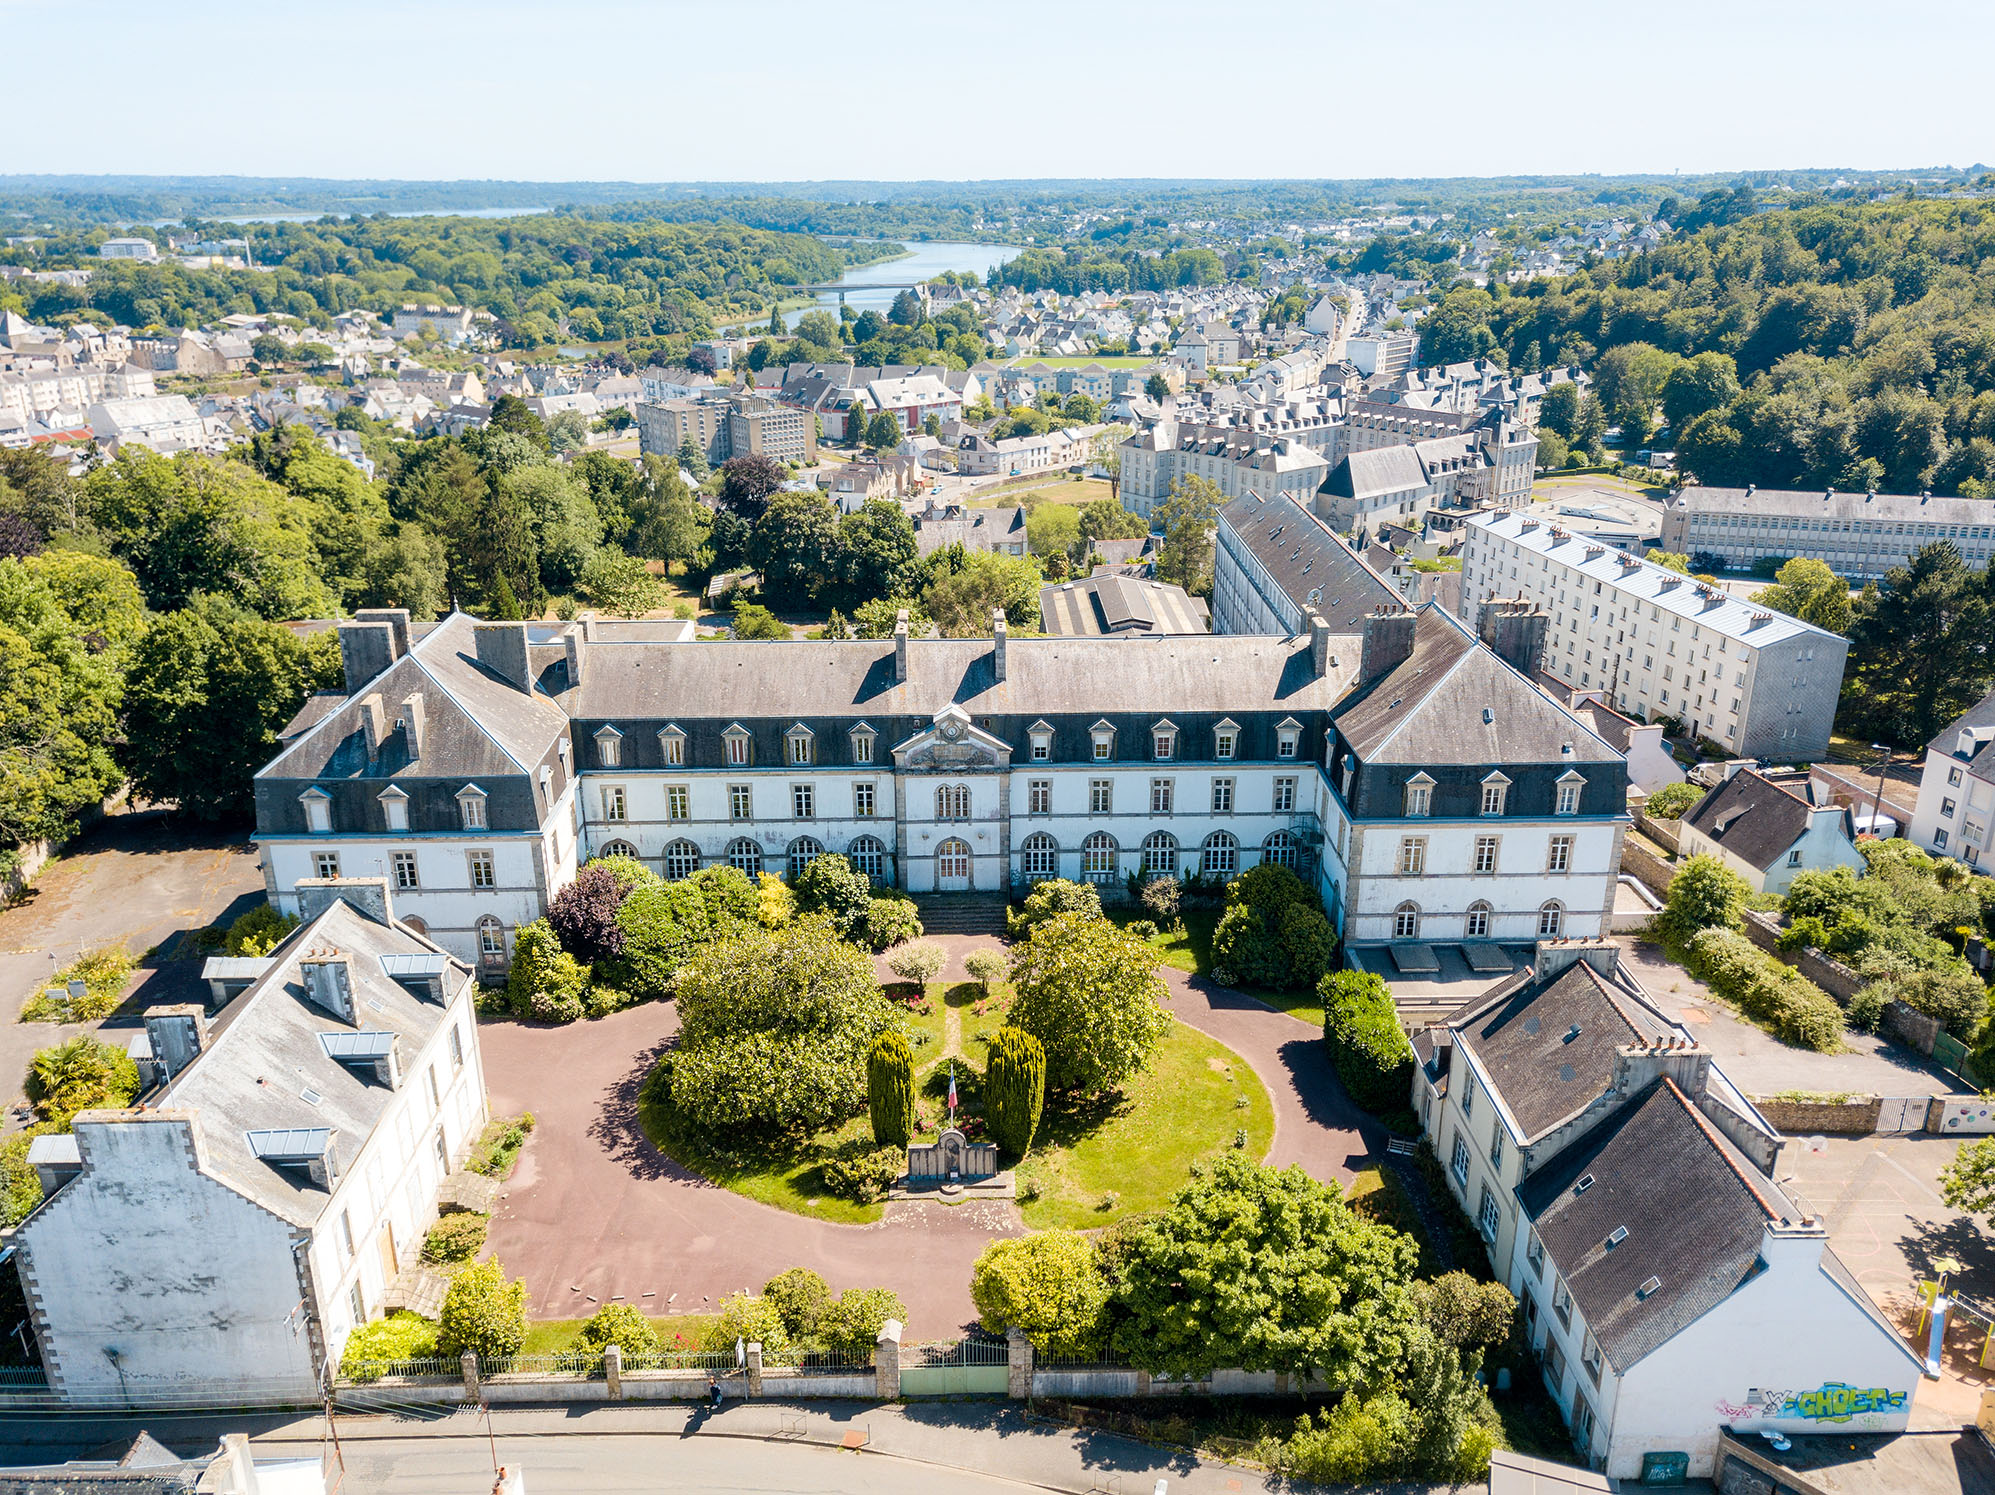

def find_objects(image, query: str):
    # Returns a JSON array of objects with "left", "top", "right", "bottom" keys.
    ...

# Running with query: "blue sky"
[{"left": 7, "top": 0, "right": 1991, "bottom": 182}]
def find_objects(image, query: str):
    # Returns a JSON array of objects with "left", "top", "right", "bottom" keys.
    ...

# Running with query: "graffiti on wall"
[{"left": 1715, "top": 1382, "right": 1908, "bottom": 1425}]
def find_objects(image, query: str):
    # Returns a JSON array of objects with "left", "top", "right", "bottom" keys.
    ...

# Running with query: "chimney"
[
  {"left": 338, "top": 620, "right": 396, "bottom": 695},
  {"left": 473, "top": 622, "right": 532, "bottom": 692},
  {"left": 143, "top": 1004, "right": 207, "bottom": 1084},
  {"left": 893, "top": 608, "right": 910, "bottom": 683},
  {"left": 295, "top": 875, "right": 392, "bottom": 928},
  {"left": 307, "top": 1132, "right": 341, "bottom": 1192},
  {"left": 359, "top": 693, "right": 387, "bottom": 758},
  {"left": 1358, "top": 607, "right": 1416, "bottom": 681},
  {"left": 1535, "top": 936, "right": 1620, "bottom": 983},
  {"left": 577, "top": 609, "right": 599, "bottom": 641},
  {"left": 991, "top": 609, "right": 1007, "bottom": 683},
  {"left": 1609, "top": 1037, "right": 1712, "bottom": 1106},
  {"left": 399, "top": 693, "right": 426, "bottom": 760},
  {"left": 352, "top": 607, "right": 411, "bottom": 659},
  {"left": 299, "top": 948, "right": 356, "bottom": 1024},
  {"left": 564, "top": 623, "right": 588, "bottom": 688},
  {"left": 1477, "top": 598, "right": 1549, "bottom": 676},
  {"left": 1307, "top": 608, "right": 1333, "bottom": 677},
  {"left": 375, "top": 1037, "right": 403, "bottom": 1091}
]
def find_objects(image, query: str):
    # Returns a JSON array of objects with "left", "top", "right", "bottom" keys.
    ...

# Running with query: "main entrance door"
[{"left": 936, "top": 839, "right": 972, "bottom": 891}]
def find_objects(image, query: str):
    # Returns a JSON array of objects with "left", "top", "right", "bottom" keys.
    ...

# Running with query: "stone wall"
[
  {"left": 1884, "top": 1001, "right": 1942, "bottom": 1056},
  {"left": 1634, "top": 812, "right": 1683, "bottom": 855},
  {"left": 1739, "top": 909, "right": 1863, "bottom": 1002},
  {"left": 1622, "top": 839, "right": 1674, "bottom": 900},
  {"left": 1749, "top": 1095, "right": 1884, "bottom": 1135}
]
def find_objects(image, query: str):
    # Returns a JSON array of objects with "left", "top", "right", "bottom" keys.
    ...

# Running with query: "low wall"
[
  {"left": 1032, "top": 1368, "right": 1145, "bottom": 1398},
  {"left": 1612, "top": 876, "right": 1664, "bottom": 933},
  {"left": 1930, "top": 1096, "right": 1995, "bottom": 1135},
  {"left": 1634, "top": 812, "right": 1683, "bottom": 854},
  {"left": 1739, "top": 910, "right": 1864, "bottom": 1002},
  {"left": 1750, "top": 1095, "right": 1883, "bottom": 1135},
  {"left": 1883, "top": 1000, "right": 1941, "bottom": 1056},
  {"left": 1621, "top": 839, "right": 1674, "bottom": 900}
]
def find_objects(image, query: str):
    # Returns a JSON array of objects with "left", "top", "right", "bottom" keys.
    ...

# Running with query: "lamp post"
[{"left": 1870, "top": 742, "right": 1892, "bottom": 833}]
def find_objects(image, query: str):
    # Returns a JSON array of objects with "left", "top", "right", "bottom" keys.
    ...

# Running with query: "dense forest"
[
  {"left": 0, "top": 214, "right": 875, "bottom": 347},
  {"left": 1407, "top": 199, "right": 1995, "bottom": 496}
]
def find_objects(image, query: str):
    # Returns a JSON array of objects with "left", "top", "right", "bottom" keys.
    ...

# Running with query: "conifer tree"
[
  {"left": 985, "top": 1026, "right": 1046, "bottom": 1157},
  {"left": 867, "top": 1030, "right": 916, "bottom": 1146}
]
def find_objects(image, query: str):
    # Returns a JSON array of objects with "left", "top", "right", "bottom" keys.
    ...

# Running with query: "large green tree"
[
  {"left": 970, "top": 1231, "right": 1109, "bottom": 1357},
  {"left": 1152, "top": 474, "right": 1222, "bottom": 596},
  {"left": 1753, "top": 557, "right": 1852, "bottom": 633},
  {"left": 119, "top": 596, "right": 341, "bottom": 819},
  {"left": 1006, "top": 910, "right": 1170, "bottom": 1093},
  {"left": 1109, "top": 1154, "right": 1422, "bottom": 1380},
  {"left": 1842, "top": 543, "right": 1995, "bottom": 746}
]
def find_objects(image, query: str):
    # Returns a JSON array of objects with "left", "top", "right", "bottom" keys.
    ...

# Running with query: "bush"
[
  {"left": 420, "top": 1212, "right": 488, "bottom": 1265},
  {"left": 867, "top": 1030, "right": 916, "bottom": 1146},
  {"left": 339, "top": 1311, "right": 440, "bottom": 1377},
  {"left": 579, "top": 1302, "right": 660, "bottom": 1353},
  {"left": 0, "top": 1122, "right": 62, "bottom": 1228},
  {"left": 583, "top": 984, "right": 638, "bottom": 1018},
  {"left": 1139, "top": 877, "right": 1181, "bottom": 922},
  {"left": 701, "top": 1292, "right": 790, "bottom": 1361},
  {"left": 224, "top": 903, "right": 298, "bottom": 957},
  {"left": 1662, "top": 855, "right": 1749, "bottom": 940},
  {"left": 964, "top": 948, "right": 1007, "bottom": 996},
  {"left": 1644, "top": 781, "right": 1702, "bottom": 819},
  {"left": 1414, "top": 1272, "right": 1516, "bottom": 1349},
  {"left": 1686, "top": 927, "right": 1845, "bottom": 1051},
  {"left": 601, "top": 879, "right": 714, "bottom": 1001},
  {"left": 985, "top": 1026, "right": 1046, "bottom": 1157},
  {"left": 887, "top": 940, "right": 947, "bottom": 987},
  {"left": 435, "top": 1259, "right": 528, "bottom": 1361},
  {"left": 21, "top": 947, "right": 137, "bottom": 1022},
  {"left": 970, "top": 1230, "right": 1109, "bottom": 1357},
  {"left": 817, "top": 1287, "right": 907, "bottom": 1358},
  {"left": 1867, "top": 964, "right": 1990, "bottom": 1040},
  {"left": 504, "top": 919, "right": 589, "bottom": 1023},
  {"left": 791, "top": 854, "right": 873, "bottom": 941},
  {"left": 861, "top": 895, "right": 923, "bottom": 951},
  {"left": 762, "top": 1268, "right": 831, "bottom": 1341},
  {"left": 1007, "top": 878, "right": 1101, "bottom": 937},
  {"left": 547, "top": 863, "right": 629, "bottom": 963},
  {"left": 817, "top": 1143, "right": 904, "bottom": 1203},
  {"left": 26, "top": 1034, "right": 141, "bottom": 1121},
  {"left": 1125, "top": 918, "right": 1160, "bottom": 939},
  {"left": 1321, "top": 972, "right": 1414, "bottom": 1113},
  {"left": 1211, "top": 865, "right": 1334, "bottom": 991}
]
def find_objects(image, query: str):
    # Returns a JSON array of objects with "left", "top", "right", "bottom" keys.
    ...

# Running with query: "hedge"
[
  {"left": 1322, "top": 971, "right": 1415, "bottom": 1112},
  {"left": 1686, "top": 927, "right": 1845, "bottom": 1052}
]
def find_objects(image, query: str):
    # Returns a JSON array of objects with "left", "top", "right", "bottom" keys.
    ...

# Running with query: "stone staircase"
[{"left": 910, "top": 894, "right": 1010, "bottom": 937}]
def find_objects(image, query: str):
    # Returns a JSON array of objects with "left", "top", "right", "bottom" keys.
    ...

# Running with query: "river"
[{"left": 722, "top": 239, "right": 1022, "bottom": 332}]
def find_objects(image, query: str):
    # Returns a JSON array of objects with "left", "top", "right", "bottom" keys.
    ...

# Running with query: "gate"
[
  {"left": 1876, "top": 1097, "right": 1925, "bottom": 1133},
  {"left": 899, "top": 1338, "right": 1008, "bottom": 1396}
]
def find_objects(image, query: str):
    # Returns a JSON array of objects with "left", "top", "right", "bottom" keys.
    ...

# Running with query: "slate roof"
[
  {"left": 1038, "top": 576, "right": 1209, "bottom": 637},
  {"left": 1326, "top": 445, "right": 1428, "bottom": 500},
  {"left": 1680, "top": 769, "right": 1821, "bottom": 872},
  {"left": 1452, "top": 959, "right": 1677, "bottom": 1141},
  {"left": 1331, "top": 605, "right": 1621, "bottom": 767},
  {"left": 1925, "top": 686, "right": 1995, "bottom": 779},
  {"left": 1518, "top": 1078, "right": 1789, "bottom": 1372},
  {"left": 158, "top": 898, "right": 472, "bottom": 1227},
  {"left": 1672, "top": 485, "right": 1995, "bottom": 529},
  {"left": 556, "top": 633, "right": 1357, "bottom": 721},
  {"left": 1217, "top": 490, "right": 1400, "bottom": 631}
]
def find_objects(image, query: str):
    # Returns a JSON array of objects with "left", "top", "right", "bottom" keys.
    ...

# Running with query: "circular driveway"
[{"left": 480, "top": 936, "right": 1372, "bottom": 1336}]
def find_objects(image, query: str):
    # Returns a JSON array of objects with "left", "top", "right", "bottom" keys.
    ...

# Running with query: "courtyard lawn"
[
  {"left": 521, "top": 1313, "right": 718, "bottom": 1355},
  {"left": 969, "top": 475, "right": 1118, "bottom": 509},
  {"left": 1109, "top": 908, "right": 1326, "bottom": 1029},
  {"left": 1015, "top": 1018, "right": 1274, "bottom": 1229}
]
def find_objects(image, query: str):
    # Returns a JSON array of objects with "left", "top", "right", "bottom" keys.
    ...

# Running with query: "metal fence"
[
  {"left": 905, "top": 1338, "right": 1009, "bottom": 1367},
  {"left": 340, "top": 1356, "right": 460, "bottom": 1385},
  {"left": 619, "top": 1349, "right": 736, "bottom": 1373},
  {"left": 0, "top": 1367, "right": 47, "bottom": 1389},
  {"left": 788, "top": 1350, "right": 873, "bottom": 1376},
  {"left": 480, "top": 1352, "right": 603, "bottom": 1377}
]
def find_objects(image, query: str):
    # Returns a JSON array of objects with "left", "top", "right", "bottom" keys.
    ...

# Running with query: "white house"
[
  {"left": 14, "top": 885, "right": 487, "bottom": 1404},
  {"left": 1907, "top": 688, "right": 1995, "bottom": 869},
  {"left": 1414, "top": 942, "right": 1921, "bottom": 1480},
  {"left": 1675, "top": 766, "right": 1866, "bottom": 895}
]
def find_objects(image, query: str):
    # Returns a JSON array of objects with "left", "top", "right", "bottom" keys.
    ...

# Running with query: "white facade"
[
  {"left": 1461, "top": 512, "right": 1848, "bottom": 761},
  {"left": 1908, "top": 698, "right": 1995, "bottom": 870}
]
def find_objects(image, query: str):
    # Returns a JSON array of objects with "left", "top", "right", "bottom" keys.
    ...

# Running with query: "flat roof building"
[{"left": 1659, "top": 485, "right": 1995, "bottom": 579}]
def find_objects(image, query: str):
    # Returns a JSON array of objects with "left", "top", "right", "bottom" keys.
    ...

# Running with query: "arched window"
[
  {"left": 1080, "top": 831, "right": 1118, "bottom": 883},
  {"left": 663, "top": 840, "right": 701, "bottom": 881},
  {"left": 1142, "top": 831, "right": 1178, "bottom": 876},
  {"left": 401, "top": 915, "right": 429, "bottom": 937},
  {"left": 936, "top": 783, "right": 971, "bottom": 820},
  {"left": 1465, "top": 900, "right": 1492, "bottom": 940},
  {"left": 846, "top": 836, "right": 887, "bottom": 885},
  {"left": 788, "top": 836, "right": 824, "bottom": 880},
  {"left": 1201, "top": 831, "right": 1238, "bottom": 879},
  {"left": 477, "top": 916, "right": 506, "bottom": 962},
  {"left": 598, "top": 839, "right": 638, "bottom": 861},
  {"left": 1020, "top": 832, "right": 1059, "bottom": 880},
  {"left": 1392, "top": 902, "right": 1420, "bottom": 940},
  {"left": 1538, "top": 900, "right": 1565, "bottom": 938},
  {"left": 1262, "top": 830, "right": 1300, "bottom": 870},
  {"left": 726, "top": 838, "right": 763, "bottom": 877}
]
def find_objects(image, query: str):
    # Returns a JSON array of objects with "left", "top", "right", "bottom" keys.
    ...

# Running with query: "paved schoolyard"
[
  {"left": 0, "top": 810, "right": 264, "bottom": 1126},
  {"left": 480, "top": 934, "right": 1373, "bottom": 1338}
]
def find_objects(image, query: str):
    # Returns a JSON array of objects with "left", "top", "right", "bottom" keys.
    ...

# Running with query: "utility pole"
[{"left": 1870, "top": 742, "right": 1892, "bottom": 831}]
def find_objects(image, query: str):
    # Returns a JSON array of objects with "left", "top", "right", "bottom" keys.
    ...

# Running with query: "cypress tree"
[
  {"left": 867, "top": 1030, "right": 916, "bottom": 1147},
  {"left": 985, "top": 1026, "right": 1046, "bottom": 1158}
]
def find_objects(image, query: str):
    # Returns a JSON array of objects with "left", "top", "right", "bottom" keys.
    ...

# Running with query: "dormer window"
[
  {"left": 378, "top": 785, "right": 408, "bottom": 832},
  {"left": 786, "top": 724, "right": 815, "bottom": 766},
  {"left": 658, "top": 726, "right": 686, "bottom": 766},
  {"left": 850, "top": 723, "right": 876, "bottom": 765},
  {"left": 1276, "top": 718, "right": 1301, "bottom": 760},
  {"left": 456, "top": 784, "right": 488, "bottom": 830},
  {"left": 1151, "top": 719, "right": 1178, "bottom": 761},
  {"left": 1480, "top": 772, "right": 1510, "bottom": 817},
  {"left": 1404, "top": 773, "right": 1435, "bottom": 818},
  {"left": 1556, "top": 771, "right": 1586, "bottom": 816},
  {"left": 1213, "top": 718, "right": 1238, "bottom": 760},
  {"left": 1090, "top": 720, "right": 1116, "bottom": 762},
  {"left": 594, "top": 725, "right": 623, "bottom": 769},
  {"left": 301, "top": 786, "right": 332, "bottom": 834},
  {"left": 724, "top": 725, "right": 752, "bottom": 767},
  {"left": 1028, "top": 720, "right": 1053, "bottom": 762}
]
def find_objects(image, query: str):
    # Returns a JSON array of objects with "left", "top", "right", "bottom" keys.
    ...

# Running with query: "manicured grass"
[
  {"left": 521, "top": 1313, "right": 719, "bottom": 1354},
  {"left": 1108, "top": 907, "right": 1325, "bottom": 1029},
  {"left": 1016, "top": 1018, "right": 1273, "bottom": 1229},
  {"left": 970, "top": 476, "right": 1118, "bottom": 509}
]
